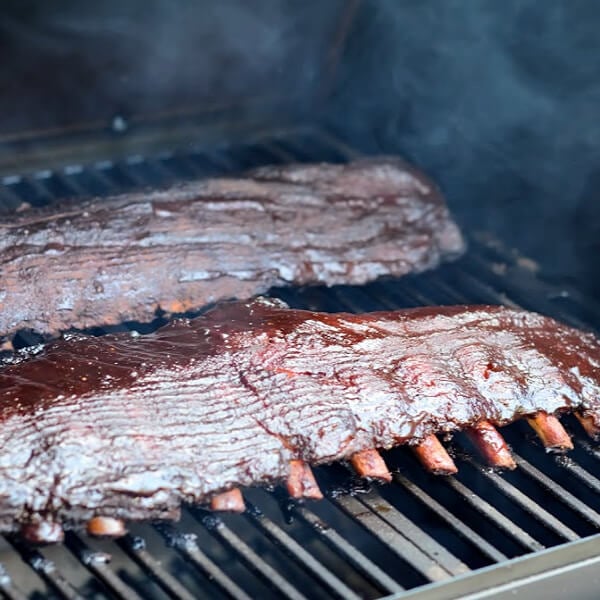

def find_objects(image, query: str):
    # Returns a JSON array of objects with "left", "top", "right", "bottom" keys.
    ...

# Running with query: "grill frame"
[{"left": 0, "top": 127, "right": 599, "bottom": 599}]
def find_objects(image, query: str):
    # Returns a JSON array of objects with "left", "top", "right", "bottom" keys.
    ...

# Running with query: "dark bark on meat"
[
  {"left": 0, "top": 157, "right": 464, "bottom": 340},
  {"left": 1, "top": 298, "right": 599, "bottom": 540}
]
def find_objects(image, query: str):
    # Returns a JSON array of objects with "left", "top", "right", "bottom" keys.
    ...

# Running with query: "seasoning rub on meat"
[{"left": 1, "top": 298, "right": 598, "bottom": 542}]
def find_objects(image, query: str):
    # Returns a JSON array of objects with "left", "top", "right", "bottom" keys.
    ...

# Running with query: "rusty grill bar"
[{"left": 0, "top": 128, "right": 599, "bottom": 598}]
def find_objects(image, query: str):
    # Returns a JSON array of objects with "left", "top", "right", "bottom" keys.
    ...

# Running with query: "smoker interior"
[{"left": 1, "top": 127, "right": 599, "bottom": 599}]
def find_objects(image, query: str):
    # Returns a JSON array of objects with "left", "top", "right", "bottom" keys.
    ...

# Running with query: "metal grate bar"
[
  {"left": 356, "top": 492, "right": 469, "bottom": 576},
  {"left": 225, "top": 143, "right": 286, "bottom": 169},
  {"left": 467, "top": 460, "right": 580, "bottom": 542},
  {"left": 393, "top": 473, "right": 507, "bottom": 563},
  {"left": 444, "top": 479, "right": 544, "bottom": 553},
  {"left": 157, "top": 153, "right": 203, "bottom": 180},
  {"left": 107, "top": 160, "right": 147, "bottom": 188},
  {"left": 144, "top": 158, "right": 181, "bottom": 185},
  {"left": 153, "top": 155, "right": 197, "bottom": 182},
  {"left": 469, "top": 234, "right": 600, "bottom": 320},
  {"left": 0, "top": 563, "right": 27, "bottom": 600},
  {"left": 201, "top": 516, "right": 308, "bottom": 600},
  {"left": 513, "top": 454, "right": 600, "bottom": 527},
  {"left": 7, "top": 538, "right": 82, "bottom": 600},
  {"left": 294, "top": 506, "right": 404, "bottom": 595},
  {"left": 63, "top": 533, "right": 144, "bottom": 600},
  {"left": 185, "top": 148, "right": 237, "bottom": 177},
  {"left": 260, "top": 141, "right": 296, "bottom": 163},
  {"left": 268, "top": 136, "right": 347, "bottom": 164},
  {"left": 554, "top": 457, "right": 600, "bottom": 494},
  {"left": 50, "top": 169, "right": 89, "bottom": 197},
  {"left": 361, "top": 282, "right": 414, "bottom": 310},
  {"left": 155, "top": 524, "right": 252, "bottom": 600},
  {"left": 332, "top": 494, "right": 451, "bottom": 582},
  {"left": 439, "top": 264, "right": 522, "bottom": 309},
  {"left": 455, "top": 253, "right": 589, "bottom": 329},
  {"left": 576, "top": 439, "right": 600, "bottom": 462},
  {"left": 384, "top": 281, "right": 437, "bottom": 308},
  {"left": 117, "top": 534, "right": 196, "bottom": 600},
  {"left": 245, "top": 503, "right": 362, "bottom": 600},
  {"left": 90, "top": 162, "right": 132, "bottom": 195},
  {"left": 0, "top": 180, "right": 26, "bottom": 213}
]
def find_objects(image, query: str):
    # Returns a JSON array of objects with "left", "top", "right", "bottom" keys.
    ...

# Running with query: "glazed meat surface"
[
  {"left": 0, "top": 298, "right": 599, "bottom": 539},
  {"left": 0, "top": 157, "right": 464, "bottom": 339}
]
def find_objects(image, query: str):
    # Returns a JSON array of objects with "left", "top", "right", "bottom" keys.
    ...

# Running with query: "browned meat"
[
  {"left": 0, "top": 158, "right": 464, "bottom": 340},
  {"left": 0, "top": 297, "right": 599, "bottom": 542}
]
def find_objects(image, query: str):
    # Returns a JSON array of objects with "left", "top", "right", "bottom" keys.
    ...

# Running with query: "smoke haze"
[{"left": 327, "top": 0, "right": 600, "bottom": 293}]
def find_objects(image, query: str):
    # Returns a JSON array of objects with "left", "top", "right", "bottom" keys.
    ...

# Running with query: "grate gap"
[
  {"left": 244, "top": 503, "right": 362, "bottom": 600},
  {"left": 63, "top": 533, "right": 145, "bottom": 600},
  {"left": 154, "top": 522, "right": 251, "bottom": 600},
  {"left": 117, "top": 534, "right": 195, "bottom": 600},
  {"left": 464, "top": 458, "right": 579, "bottom": 542},
  {"left": 444, "top": 478, "right": 544, "bottom": 553},
  {"left": 331, "top": 493, "right": 450, "bottom": 583},
  {"left": 6, "top": 537, "right": 82, "bottom": 600},
  {"left": 199, "top": 516, "right": 307, "bottom": 600},
  {"left": 392, "top": 473, "right": 507, "bottom": 564},
  {"left": 0, "top": 562, "right": 27, "bottom": 600},
  {"left": 513, "top": 454, "right": 600, "bottom": 529},
  {"left": 355, "top": 492, "right": 469, "bottom": 577},
  {"left": 293, "top": 505, "right": 404, "bottom": 595}
]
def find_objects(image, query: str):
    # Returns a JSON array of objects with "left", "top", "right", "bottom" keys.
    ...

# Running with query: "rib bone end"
[
  {"left": 527, "top": 412, "right": 573, "bottom": 452},
  {"left": 350, "top": 449, "right": 392, "bottom": 482},
  {"left": 575, "top": 413, "right": 600, "bottom": 441},
  {"left": 413, "top": 435, "right": 458, "bottom": 475},
  {"left": 21, "top": 521, "right": 64, "bottom": 544},
  {"left": 87, "top": 516, "right": 126, "bottom": 538},
  {"left": 286, "top": 460, "right": 323, "bottom": 499},
  {"left": 466, "top": 420, "right": 516, "bottom": 470},
  {"left": 210, "top": 488, "right": 246, "bottom": 513}
]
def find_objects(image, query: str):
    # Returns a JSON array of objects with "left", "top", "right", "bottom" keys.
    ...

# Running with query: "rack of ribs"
[
  {"left": 0, "top": 157, "right": 464, "bottom": 341},
  {"left": 1, "top": 298, "right": 598, "bottom": 542}
]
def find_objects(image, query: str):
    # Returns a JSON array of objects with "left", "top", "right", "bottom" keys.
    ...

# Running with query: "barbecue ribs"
[
  {"left": 1, "top": 298, "right": 598, "bottom": 542},
  {"left": 0, "top": 158, "right": 464, "bottom": 340}
]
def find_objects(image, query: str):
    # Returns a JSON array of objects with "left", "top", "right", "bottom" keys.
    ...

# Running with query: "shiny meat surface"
[
  {"left": 0, "top": 298, "right": 599, "bottom": 540},
  {"left": 0, "top": 157, "right": 464, "bottom": 339}
]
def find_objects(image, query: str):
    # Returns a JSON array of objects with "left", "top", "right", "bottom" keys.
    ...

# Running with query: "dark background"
[
  {"left": 328, "top": 0, "right": 600, "bottom": 295},
  {"left": 1, "top": 0, "right": 599, "bottom": 296}
]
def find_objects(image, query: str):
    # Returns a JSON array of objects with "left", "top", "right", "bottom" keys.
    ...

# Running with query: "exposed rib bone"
[
  {"left": 210, "top": 488, "right": 246, "bottom": 513},
  {"left": 412, "top": 435, "right": 458, "bottom": 475},
  {"left": 466, "top": 421, "right": 516, "bottom": 469},
  {"left": 575, "top": 413, "right": 600, "bottom": 441},
  {"left": 87, "top": 516, "right": 126, "bottom": 538},
  {"left": 21, "top": 521, "right": 64, "bottom": 544},
  {"left": 0, "top": 340, "right": 14, "bottom": 352},
  {"left": 526, "top": 412, "right": 573, "bottom": 451},
  {"left": 350, "top": 449, "right": 392, "bottom": 482},
  {"left": 286, "top": 460, "right": 323, "bottom": 499}
]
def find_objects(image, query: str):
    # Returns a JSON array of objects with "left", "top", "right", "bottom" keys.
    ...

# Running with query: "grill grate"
[{"left": 0, "top": 128, "right": 599, "bottom": 599}]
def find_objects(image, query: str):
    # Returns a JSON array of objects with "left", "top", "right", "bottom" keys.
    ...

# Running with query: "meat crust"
[
  {"left": 0, "top": 298, "right": 598, "bottom": 540},
  {"left": 0, "top": 158, "right": 464, "bottom": 339}
]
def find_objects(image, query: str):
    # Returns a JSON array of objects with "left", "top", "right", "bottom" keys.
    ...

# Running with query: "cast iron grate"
[{"left": 0, "top": 128, "right": 599, "bottom": 599}]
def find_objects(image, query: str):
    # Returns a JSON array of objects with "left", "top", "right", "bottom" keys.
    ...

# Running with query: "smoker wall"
[
  {"left": 0, "top": 0, "right": 341, "bottom": 136},
  {"left": 325, "top": 0, "right": 600, "bottom": 297}
]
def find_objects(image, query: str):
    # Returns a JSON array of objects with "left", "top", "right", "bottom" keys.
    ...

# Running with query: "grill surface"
[{"left": 1, "top": 128, "right": 599, "bottom": 599}]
